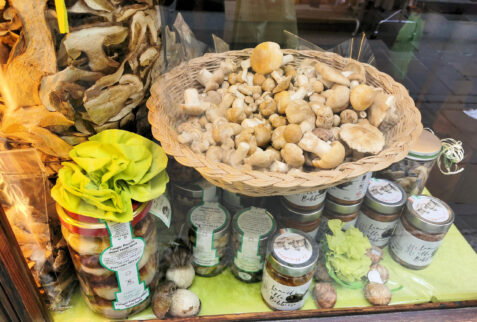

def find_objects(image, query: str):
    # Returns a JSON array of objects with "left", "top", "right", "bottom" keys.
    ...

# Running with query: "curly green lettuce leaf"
[
  {"left": 51, "top": 130, "right": 169, "bottom": 222},
  {"left": 325, "top": 219, "right": 372, "bottom": 286}
]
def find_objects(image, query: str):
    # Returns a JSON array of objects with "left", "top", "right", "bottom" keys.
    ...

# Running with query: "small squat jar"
[
  {"left": 281, "top": 189, "right": 327, "bottom": 211},
  {"left": 188, "top": 202, "right": 231, "bottom": 277},
  {"left": 327, "top": 172, "right": 372, "bottom": 204},
  {"left": 316, "top": 199, "right": 361, "bottom": 242},
  {"left": 261, "top": 230, "right": 319, "bottom": 311},
  {"left": 389, "top": 195, "right": 454, "bottom": 269},
  {"left": 231, "top": 207, "right": 276, "bottom": 283},
  {"left": 355, "top": 178, "right": 406, "bottom": 247},
  {"left": 222, "top": 190, "right": 266, "bottom": 215},
  {"left": 278, "top": 199, "right": 323, "bottom": 240},
  {"left": 378, "top": 130, "right": 442, "bottom": 195}
]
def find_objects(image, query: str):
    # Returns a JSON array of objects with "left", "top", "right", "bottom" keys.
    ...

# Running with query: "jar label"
[
  {"left": 368, "top": 178, "right": 403, "bottom": 204},
  {"left": 390, "top": 220, "right": 443, "bottom": 267},
  {"left": 328, "top": 172, "right": 372, "bottom": 201},
  {"left": 190, "top": 203, "right": 228, "bottom": 267},
  {"left": 100, "top": 221, "right": 149, "bottom": 310},
  {"left": 261, "top": 267, "right": 312, "bottom": 311},
  {"left": 149, "top": 194, "right": 172, "bottom": 228},
  {"left": 234, "top": 208, "right": 275, "bottom": 272},
  {"left": 223, "top": 190, "right": 242, "bottom": 208},
  {"left": 273, "top": 232, "right": 312, "bottom": 265},
  {"left": 408, "top": 196, "right": 450, "bottom": 223},
  {"left": 196, "top": 181, "right": 218, "bottom": 202},
  {"left": 284, "top": 190, "right": 326, "bottom": 207},
  {"left": 356, "top": 211, "right": 398, "bottom": 247}
]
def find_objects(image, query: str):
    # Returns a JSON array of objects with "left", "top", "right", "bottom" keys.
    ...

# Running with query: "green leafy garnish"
[
  {"left": 324, "top": 219, "right": 372, "bottom": 287},
  {"left": 52, "top": 130, "right": 169, "bottom": 222}
]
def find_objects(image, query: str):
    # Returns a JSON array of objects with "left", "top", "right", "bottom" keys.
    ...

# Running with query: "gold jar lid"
[{"left": 407, "top": 129, "right": 442, "bottom": 161}]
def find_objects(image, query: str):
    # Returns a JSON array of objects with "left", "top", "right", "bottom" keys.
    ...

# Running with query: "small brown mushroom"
[
  {"left": 285, "top": 100, "right": 315, "bottom": 125},
  {"left": 180, "top": 88, "right": 210, "bottom": 116},
  {"left": 254, "top": 124, "right": 272, "bottom": 147},
  {"left": 269, "top": 113, "right": 287, "bottom": 128},
  {"left": 280, "top": 143, "right": 305, "bottom": 168},
  {"left": 261, "top": 77, "right": 276, "bottom": 92},
  {"left": 368, "top": 93, "right": 396, "bottom": 129},
  {"left": 315, "top": 61, "right": 350, "bottom": 86},
  {"left": 253, "top": 73, "right": 266, "bottom": 86},
  {"left": 313, "top": 105, "right": 334, "bottom": 129},
  {"left": 365, "top": 283, "right": 391, "bottom": 306},
  {"left": 313, "top": 283, "right": 337, "bottom": 308},
  {"left": 350, "top": 84, "right": 376, "bottom": 111},
  {"left": 266, "top": 146, "right": 282, "bottom": 162},
  {"left": 340, "top": 109, "right": 358, "bottom": 124},
  {"left": 323, "top": 85, "right": 350, "bottom": 113},
  {"left": 343, "top": 60, "right": 366, "bottom": 83},
  {"left": 339, "top": 123, "right": 385, "bottom": 155},
  {"left": 259, "top": 97, "right": 277, "bottom": 117},
  {"left": 312, "top": 128, "right": 334, "bottom": 142},
  {"left": 235, "top": 128, "right": 257, "bottom": 155},
  {"left": 314, "top": 260, "right": 332, "bottom": 283},
  {"left": 272, "top": 125, "right": 287, "bottom": 150},
  {"left": 274, "top": 91, "right": 290, "bottom": 114},
  {"left": 366, "top": 246, "right": 383, "bottom": 264},
  {"left": 250, "top": 41, "right": 283, "bottom": 74},
  {"left": 244, "top": 148, "right": 275, "bottom": 168},
  {"left": 298, "top": 132, "right": 345, "bottom": 169},
  {"left": 283, "top": 124, "right": 303, "bottom": 144}
]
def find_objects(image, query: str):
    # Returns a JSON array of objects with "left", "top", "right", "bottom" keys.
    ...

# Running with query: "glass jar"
[
  {"left": 355, "top": 178, "right": 406, "bottom": 247},
  {"left": 389, "top": 195, "right": 454, "bottom": 270},
  {"left": 281, "top": 188, "right": 327, "bottom": 211},
  {"left": 278, "top": 199, "right": 323, "bottom": 240},
  {"left": 316, "top": 199, "right": 361, "bottom": 242},
  {"left": 327, "top": 172, "right": 372, "bottom": 204},
  {"left": 58, "top": 202, "right": 158, "bottom": 319},
  {"left": 378, "top": 130, "right": 442, "bottom": 195},
  {"left": 230, "top": 207, "right": 276, "bottom": 283},
  {"left": 261, "top": 229, "right": 319, "bottom": 311},
  {"left": 188, "top": 202, "right": 231, "bottom": 277},
  {"left": 222, "top": 190, "right": 266, "bottom": 215}
]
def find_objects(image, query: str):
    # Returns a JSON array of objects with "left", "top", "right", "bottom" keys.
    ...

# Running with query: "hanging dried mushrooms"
[{"left": 176, "top": 42, "right": 398, "bottom": 173}]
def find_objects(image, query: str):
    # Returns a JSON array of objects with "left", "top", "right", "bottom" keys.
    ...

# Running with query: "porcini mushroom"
[
  {"left": 180, "top": 88, "right": 210, "bottom": 115},
  {"left": 315, "top": 61, "right": 350, "bottom": 86},
  {"left": 298, "top": 132, "right": 345, "bottom": 169},
  {"left": 367, "top": 92, "right": 395, "bottom": 127},
  {"left": 343, "top": 60, "right": 366, "bottom": 83},
  {"left": 340, "top": 109, "right": 358, "bottom": 124},
  {"left": 274, "top": 91, "right": 290, "bottom": 114},
  {"left": 280, "top": 143, "right": 305, "bottom": 168},
  {"left": 323, "top": 85, "right": 350, "bottom": 113},
  {"left": 339, "top": 123, "right": 385, "bottom": 154},
  {"left": 250, "top": 41, "right": 283, "bottom": 74},
  {"left": 350, "top": 84, "right": 376, "bottom": 111}
]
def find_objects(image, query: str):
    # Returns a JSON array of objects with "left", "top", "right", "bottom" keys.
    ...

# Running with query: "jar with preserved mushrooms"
[
  {"left": 261, "top": 229, "right": 319, "bottom": 311},
  {"left": 378, "top": 130, "right": 442, "bottom": 196},
  {"left": 58, "top": 202, "right": 159, "bottom": 319},
  {"left": 222, "top": 190, "right": 266, "bottom": 215},
  {"left": 327, "top": 172, "right": 372, "bottom": 204},
  {"left": 389, "top": 195, "right": 454, "bottom": 269},
  {"left": 316, "top": 199, "right": 361, "bottom": 242},
  {"left": 278, "top": 199, "right": 323, "bottom": 240},
  {"left": 355, "top": 178, "right": 406, "bottom": 247},
  {"left": 188, "top": 202, "right": 231, "bottom": 277},
  {"left": 231, "top": 207, "right": 276, "bottom": 283},
  {"left": 281, "top": 189, "right": 327, "bottom": 212}
]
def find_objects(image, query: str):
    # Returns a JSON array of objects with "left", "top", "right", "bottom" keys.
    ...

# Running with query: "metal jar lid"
[
  {"left": 189, "top": 202, "right": 230, "bottom": 239},
  {"left": 232, "top": 207, "right": 276, "bottom": 242},
  {"left": 280, "top": 199, "right": 323, "bottom": 223},
  {"left": 364, "top": 178, "right": 406, "bottom": 215},
  {"left": 325, "top": 199, "right": 362, "bottom": 215},
  {"left": 267, "top": 229, "right": 319, "bottom": 277},
  {"left": 173, "top": 179, "right": 218, "bottom": 200},
  {"left": 406, "top": 129, "right": 442, "bottom": 161},
  {"left": 404, "top": 195, "right": 454, "bottom": 234}
]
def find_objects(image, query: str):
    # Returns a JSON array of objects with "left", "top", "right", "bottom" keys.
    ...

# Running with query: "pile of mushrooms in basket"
[{"left": 176, "top": 42, "right": 398, "bottom": 173}]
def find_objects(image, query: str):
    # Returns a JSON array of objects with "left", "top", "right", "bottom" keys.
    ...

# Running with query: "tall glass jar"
[
  {"left": 278, "top": 199, "right": 323, "bottom": 240},
  {"left": 281, "top": 189, "right": 327, "bottom": 211},
  {"left": 231, "top": 207, "right": 276, "bottom": 282},
  {"left": 316, "top": 199, "right": 361, "bottom": 242},
  {"left": 58, "top": 202, "right": 158, "bottom": 319},
  {"left": 261, "top": 229, "right": 319, "bottom": 311},
  {"left": 355, "top": 178, "right": 406, "bottom": 247},
  {"left": 327, "top": 172, "right": 372, "bottom": 205},
  {"left": 389, "top": 195, "right": 454, "bottom": 269},
  {"left": 378, "top": 130, "right": 442, "bottom": 195}
]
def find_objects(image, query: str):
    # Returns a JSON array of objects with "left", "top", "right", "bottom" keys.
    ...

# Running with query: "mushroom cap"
[
  {"left": 315, "top": 61, "right": 350, "bottom": 86},
  {"left": 169, "top": 289, "right": 201, "bottom": 317},
  {"left": 350, "top": 84, "right": 376, "bottom": 111},
  {"left": 339, "top": 123, "right": 385, "bottom": 154},
  {"left": 323, "top": 85, "right": 350, "bottom": 113},
  {"left": 368, "top": 92, "right": 392, "bottom": 127},
  {"left": 343, "top": 60, "right": 366, "bottom": 83},
  {"left": 312, "top": 141, "right": 345, "bottom": 169},
  {"left": 251, "top": 42, "right": 283, "bottom": 74},
  {"left": 274, "top": 90, "right": 291, "bottom": 114},
  {"left": 280, "top": 143, "right": 305, "bottom": 168}
]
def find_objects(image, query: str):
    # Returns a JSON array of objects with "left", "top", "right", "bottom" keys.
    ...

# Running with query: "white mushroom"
[{"left": 180, "top": 88, "right": 210, "bottom": 115}]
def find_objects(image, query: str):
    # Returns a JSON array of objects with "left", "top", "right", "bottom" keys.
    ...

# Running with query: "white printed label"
[
  {"left": 390, "top": 220, "right": 442, "bottom": 267},
  {"left": 234, "top": 208, "right": 274, "bottom": 273},
  {"left": 273, "top": 232, "right": 312, "bottom": 265},
  {"left": 356, "top": 211, "right": 398, "bottom": 247},
  {"left": 100, "top": 221, "right": 149, "bottom": 310},
  {"left": 190, "top": 203, "right": 228, "bottom": 267},
  {"left": 284, "top": 190, "right": 326, "bottom": 207},
  {"left": 328, "top": 172, "right": 372, "bottom": 201},
  {"left": 196, "top": 181, "right": 218, "bottom": 202},
  {"left": 368, "top": 179, "right": 403, "bottom": 204},
  {"left": 408, "top": 196, "right": 450, "bottom": 223},
  {"left": 149, "top": 195, "right": 172, "bottom": 228},
  {"left": 261, "top": 267, "right": 312, "bottom": 310}
]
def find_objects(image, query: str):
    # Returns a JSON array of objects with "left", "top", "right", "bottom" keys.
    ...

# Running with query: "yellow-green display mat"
[{"left": 53, "top": 224, "right": 477, "bottom": 321}]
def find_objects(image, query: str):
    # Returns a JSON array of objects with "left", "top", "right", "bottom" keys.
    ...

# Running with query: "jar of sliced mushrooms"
[
  {"left": 355, "top": 178, "right": 406, "bottom": 247},
  {"left": 261, "top": 229, "right": 319, "bottom": 311},
  {"left": 281, "top": 189, "right": 327, "bottom": 211},
  {"left": 378, "top": 130, "right": 442, "bottom": 196},
  {"left": 58, "top": 202, "right": 158, "bottom": 319},
  {"left": 231, "top": 207, "right": 276, "bottom": 283},
  {"left": 278, "top": 198, "right": 323, "bottom": 240},
  {"left": 389, "top": 195, "right": 454, "bottom": 269},
  {"left": 188, "top": 202, "right": 231, "bottom": 277},
  {"left": 222, "top": 190, "right": 266, "bottom": 215},
  {"left": 316, "top": 199, "right": 361, "bottom": 242},
  {"left": 327, "top": 172, "right": 372, "bottom": 205}
]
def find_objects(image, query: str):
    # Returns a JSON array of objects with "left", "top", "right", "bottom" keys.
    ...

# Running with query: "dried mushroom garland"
[{"left": 176, "top": 42, "right": 398, "bottom": 172}]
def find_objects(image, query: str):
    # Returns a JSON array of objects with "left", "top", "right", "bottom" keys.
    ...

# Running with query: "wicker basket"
[{"left": 147, "top": 49, "right": 422, "bottom": 196}]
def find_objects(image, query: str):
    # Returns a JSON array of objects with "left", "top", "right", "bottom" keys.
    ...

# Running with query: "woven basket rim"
[{"left": 147, "top": 48, "right": 422, "bottom": 196}]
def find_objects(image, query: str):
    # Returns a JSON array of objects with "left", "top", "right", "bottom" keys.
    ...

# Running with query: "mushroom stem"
[{"left": 299, "top": 132, "right": 330, "bottom": 158}]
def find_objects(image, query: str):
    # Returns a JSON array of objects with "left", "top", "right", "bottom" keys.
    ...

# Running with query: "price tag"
[{"left": 149, "top": 195, "right": 172, "bottom": 228}]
